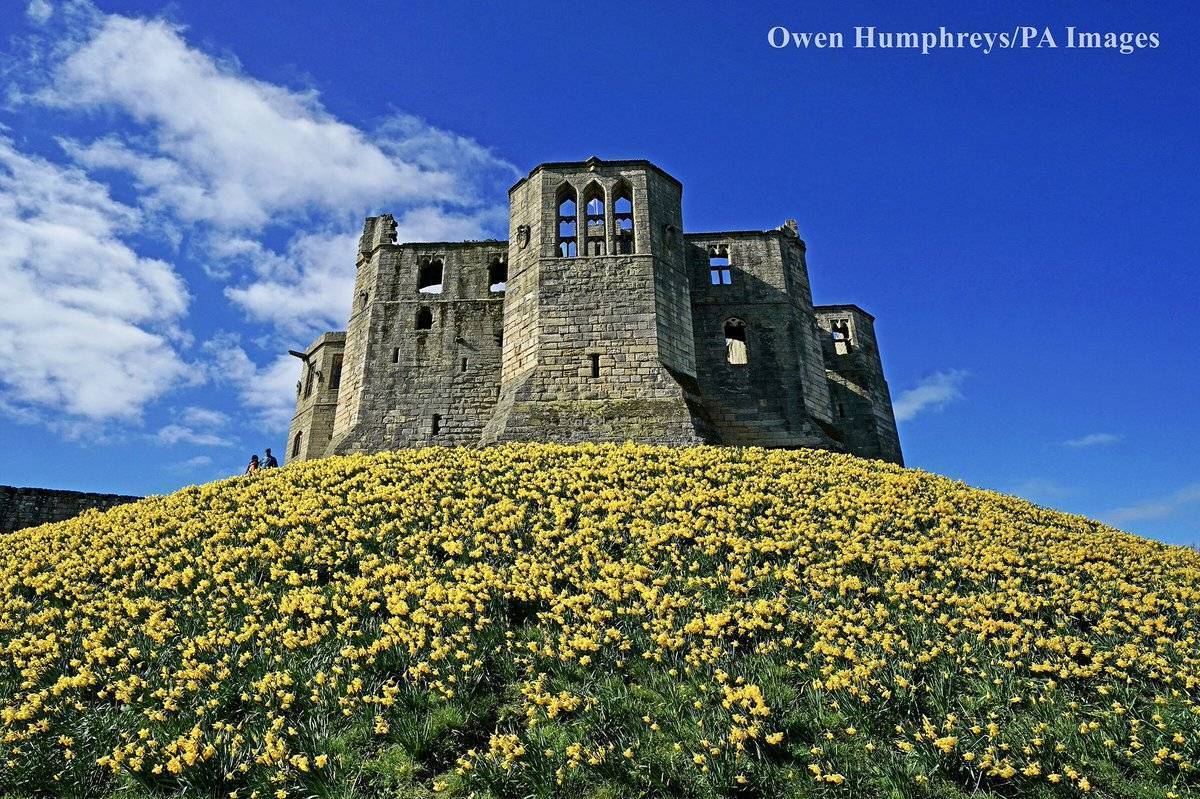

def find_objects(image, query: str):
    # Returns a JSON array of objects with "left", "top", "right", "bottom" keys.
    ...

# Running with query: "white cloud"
[
  {"left": 1063, "top": 432, "right": 1121, "bottom": 449},
  {"left": 1106, "top": 482, "right": 1200, "bottom": 525},
  {"left": 181, "top": 406, "right": 228, "bottom": 428},
  {"left": 892, "top": 370, "right": 969, "bottom": 422},
  {"left": 5, "top": 3, "right": 518, "bottom": 435},
  {"left": 203, "top": 333, "right": 299, "bottom": 431},
  {"left": 153, "top": 405, "right": 235, "bottom": 447},
  {"left": 38, "top": 14, "right": 487, "bottom": 229},
  {"left": 0, "top": 137, "right": 190, "bottom": 420},
  {"left": 155, "top": 424, "right": 232, "bottom": 448},
  {"left": 26, "top": 0, "right": 53, "bottom": 24}
]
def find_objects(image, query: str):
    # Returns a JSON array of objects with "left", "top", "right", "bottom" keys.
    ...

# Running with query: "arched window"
[
  {"left": 415, "top": 307, "right": 433, "bottom": 330},
  {"left": 291, "top": 431, "right": 302, "bottom": 458},
  {"left": 488, "top": 255, "right": 507, "bottom": 292},
  {"left": 417, "top": 258, "right": 443, "bottom": 293},
  {"left": 583, "top": 182, "right": 606, "bottom": 256},
  {"left": 709, "top": 245, "right": 732, "bottom": 285},
  {"left": 724, "top": 319, "right": 748, "bottom": 365},
  {"left": 556, "top": 186, "right": 577, "bottom": 257},
  {"left": 613, "top": 182, "right": 634, "bottom": 254}
]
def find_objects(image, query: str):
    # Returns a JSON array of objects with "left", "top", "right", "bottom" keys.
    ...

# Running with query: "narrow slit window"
[
  {"left": 391, "top": 347, "right": 399, "bottom": 363},
  {"left": 495, "top": 329, "right": 504, "bottom": 348},
  {"left": 303, "top": 365, "right": 315, "bottom": 398},
  {"left": 589, "top": 353, "right": 601, "bottom": 379},
  {"left": 417, "top": 258, "right": 444, "bottom": 293},
  {"left": 431, "top": 414, "right": 442, "bottom": 435},
  {"left": 329, "top": 355, "right": 343, "bottom": 391},
  {"left": 415, "top": 307, "right": 433, "bottom": 330},
  {"left": 614, "top": 183, "right": 634, "bottom": 254},
  {"left": 709, "top": 245, "right": 732, "bottom": 285},
  {"left": 488, "top": 255, "right": 507, "bottom": 292},
  {"left": 583, "top": 183, "right": 606, "bottom": 256},
  {"left": 724, "top": 319, "right": 748, "bottom": 365},
  {"left": 556, "top": 186, "right": 578, "bottom": 257},
  {"left": 291, "top": 432, "right": 302, "bottom": 458},
  {"left": 461, "top": 357, "right": 468, "bottom": 373}
]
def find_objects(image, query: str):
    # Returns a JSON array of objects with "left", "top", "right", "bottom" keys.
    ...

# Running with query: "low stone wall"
[{"left": 0, "top": 486, "right": 142, "bottom": 533}]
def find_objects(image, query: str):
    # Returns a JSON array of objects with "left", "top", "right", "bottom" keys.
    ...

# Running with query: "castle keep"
[{"left": 286, "top": 158, "right": 903, "bottom": 464}]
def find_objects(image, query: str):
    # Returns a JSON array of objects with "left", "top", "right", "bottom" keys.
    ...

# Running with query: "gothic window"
[
  {"left": 724, "top": 319, "right": 748, "bottom": 365},
  {"left": 709, "top": 245, "right": 732, "bottom": 285},
  {"left": 583, "top": 183, "right": 606, "bottom": 256},
  {"left": 556, "top": 186, "right": 578, "bottom": 257},
  {"left": 415, "top": 307, "right": 433, "bottom": 330},
  {"left": 329, "top": 355, "right": 343, "bottom": 391},
  {"left": 613, "top": 182, "right": 634, "bottom": 254},
  {"left": 417, "top": 257, "right": 443, "bottom": 293},
  {"left": 303, "top": 365, "right": 315, "bottom": 398},
  {"left": 488, "top": 255, "right": 508, "bottom": 292},
  {"left": 291, "top": 431, "right": 302, "bottom": 458},
  {"left": 831, "top": 319, "right": 852, "bottom": 355}
]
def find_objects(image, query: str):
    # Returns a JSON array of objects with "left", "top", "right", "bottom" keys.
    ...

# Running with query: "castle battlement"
[{"left": 285, "top": 157, "right": 902, "bottom": 464}]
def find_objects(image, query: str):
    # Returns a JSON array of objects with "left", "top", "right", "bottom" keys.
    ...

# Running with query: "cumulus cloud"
[
  {"left": 153, "top": 405, "right": 235, "bottom": 447},
  {"left": 37, "top": 14, "right": 492, "bottom": 228},
  {"left": 203, "top": 333, "right": 299, "bottom": 431},
  {"left": 1106, "top": 483, "right": 1200, "bottom": 525},
  {"left": 892, "top": 370, "right": 969, "bottom": 422},
  {"left": 1063, "top": 432, "right": 1121, "bottom": 449},
  {"left": 0, "top": 137, "right": 190, "bottom": 420},
  {"left": 155, "top": 424, "right": 232, "bottom": 448},
  {"left": 4, "top": 2, "right": 518, "bottom": 435}
]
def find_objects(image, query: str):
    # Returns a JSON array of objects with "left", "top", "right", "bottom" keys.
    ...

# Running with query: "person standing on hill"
[
  {"left": 263, "top": 448, "right": 278, "bottom": 468},
  {"left": 244, "top": 454, "right": 260, "bottom": 475}
]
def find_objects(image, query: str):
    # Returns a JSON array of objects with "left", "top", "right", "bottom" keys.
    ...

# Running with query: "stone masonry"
[
  {"left": 286, "top": 157, "right": 903, "bottom": 464},
  {"left": 0, "top": 486, "right": 141, "bottom": 533}
]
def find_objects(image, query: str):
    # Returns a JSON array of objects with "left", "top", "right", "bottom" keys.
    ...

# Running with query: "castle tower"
[
  {"left": 482, "top": 158, "right": 710, "bottom": 444},
  {"left": 815, "top": 305, "right": 903, "bottom": 464},
  {"left": 284, "top": 331, "right": 346, "bottom": 463}
]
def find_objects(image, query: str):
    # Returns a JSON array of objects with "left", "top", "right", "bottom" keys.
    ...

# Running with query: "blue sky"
[{"left": 0, "top": 1, "right": 1197, "bottom": 546}]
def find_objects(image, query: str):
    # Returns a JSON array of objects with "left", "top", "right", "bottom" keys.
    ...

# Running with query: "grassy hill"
[{"left": 1, "top": 444, "right": 1197, "bottom": 798}]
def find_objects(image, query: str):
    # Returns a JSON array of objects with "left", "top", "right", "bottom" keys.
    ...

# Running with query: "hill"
[{"left": 1, "top": 444, "right": 1197, "bottom": 798}]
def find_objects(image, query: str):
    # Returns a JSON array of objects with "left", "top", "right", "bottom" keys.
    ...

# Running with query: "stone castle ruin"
[{"left": 286, "top": 158, "right": 903, "bottom": 464}]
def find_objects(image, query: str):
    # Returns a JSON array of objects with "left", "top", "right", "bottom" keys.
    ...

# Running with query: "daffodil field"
[{"left": 2, "top": 444, "right": 1198, "bottom": 798}]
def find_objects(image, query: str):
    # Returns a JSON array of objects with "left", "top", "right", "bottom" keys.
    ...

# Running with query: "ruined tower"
[{"left": 481, "top": 158, "right": 708, "bottom": 444}]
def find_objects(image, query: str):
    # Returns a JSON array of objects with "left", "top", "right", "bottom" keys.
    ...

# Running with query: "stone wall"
[
  {"left": 0, "top": 486, "right": 141, "bottom": 533},
  {"left": 332, "top": 242, "right": 507, "bottom": 452},
  {"left": 285, "top": 332, "right": 346, "bottom": 463},
  {"left": 815, "top": 305, "right": 904, "bottom": 464},
  {"left": 686, "top": 230, "right": 838, "bottom": 449}
]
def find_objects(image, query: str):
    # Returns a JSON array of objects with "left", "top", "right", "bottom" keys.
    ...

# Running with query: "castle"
[{"left": 286, "top": 158, "right": 903, "bottom": 464}]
